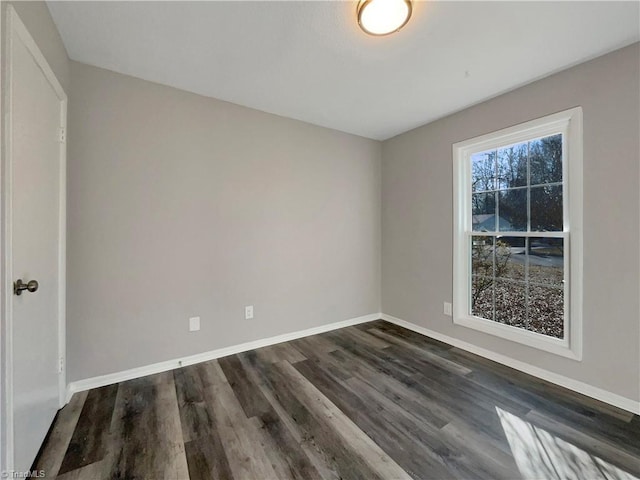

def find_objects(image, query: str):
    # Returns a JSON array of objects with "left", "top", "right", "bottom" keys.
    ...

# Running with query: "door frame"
[{"left": 1, "top": 5, "right": 67, "bottom": 471}]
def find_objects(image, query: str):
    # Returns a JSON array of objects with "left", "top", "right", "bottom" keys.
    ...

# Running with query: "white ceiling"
[{"left": 47, "top": 1, "right": 640, "bottom": 140}]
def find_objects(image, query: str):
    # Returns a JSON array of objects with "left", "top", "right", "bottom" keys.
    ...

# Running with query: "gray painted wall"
[
  {"left": 4, "top": 5, "right": 638, "bottom": 407},
  {"left": 67, "top": 61, "right": 382, "bottom": 381},
  {"left": 382, "top": 43, "right": 640, "bottom": 402}
]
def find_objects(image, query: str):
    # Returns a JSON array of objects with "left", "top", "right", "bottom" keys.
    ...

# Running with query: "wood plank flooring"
[{"left": 34, "top": 320, "right": 640, "bottom": 479}]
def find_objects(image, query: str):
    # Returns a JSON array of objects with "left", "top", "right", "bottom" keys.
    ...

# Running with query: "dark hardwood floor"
[{"left": 34, "top": 320, "right": 640, "bottom": 479}]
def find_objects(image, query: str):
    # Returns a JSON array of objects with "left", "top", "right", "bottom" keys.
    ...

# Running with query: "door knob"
[{"left": 14, "top": 279, "right": 38, "bottom": 296}]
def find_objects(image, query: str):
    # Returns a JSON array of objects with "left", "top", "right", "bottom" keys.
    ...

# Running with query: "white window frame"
[{"left": 452, "top": 107, "right": 583, "bottom": 360}]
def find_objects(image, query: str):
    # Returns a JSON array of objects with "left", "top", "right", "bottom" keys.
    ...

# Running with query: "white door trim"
[{"left": 1, "top": 5, "right": 67, "bottom": 471}]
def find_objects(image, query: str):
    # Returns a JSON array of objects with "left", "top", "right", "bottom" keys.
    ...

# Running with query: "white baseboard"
[
  {"left": 66, "top": 311, "right": 640, "bottom": 415},
  {"left": 66, "top": 312, "right": 382, "bottom": 402},
  {"left": 381, "top": 313, "right": 640, "bottom": 415}
]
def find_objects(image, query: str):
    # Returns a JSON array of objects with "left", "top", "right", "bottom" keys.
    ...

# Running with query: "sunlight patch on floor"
[{"left": 496, "top": 407, "right": 638, "bottom": 480}]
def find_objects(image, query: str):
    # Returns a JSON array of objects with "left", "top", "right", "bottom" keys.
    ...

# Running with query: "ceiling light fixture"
[{"left": 357, "top": 0, "right": 412, "bottom": 36}]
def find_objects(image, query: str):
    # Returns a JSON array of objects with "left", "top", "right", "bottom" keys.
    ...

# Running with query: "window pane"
[
  {"left": 527, "top": 285, "right": 564, "bottom": 338},
  {"left": 497, "top": 142, "right": 527, "bottom": 189},
  {"left": 530, "top": 134, "right": 562, "bottom": 185},
  {"left": 498, "top": 189, "right": 527, "bottom": 231},
  {"left": 472, "top": 275, "right": 494, "bottom": 320},
  {"left": 495, "top": 280, "right": 527, "bottom": 329},
  {"left": 528, "top": 237, "right": 564, "bottom": 287},
  {"left": 471, "top": 236, "right": 494, "bottom": 320},
  {"left": 531, "top": 185, "right": 563, "bottom": 231},
  {"left": 495, "top": 237, "right": 526, "bottom": 281},
  {"left": 471, "top": 236, "right": 494, "bottom": 278},
  {"left": 472, "top": 151, "right": 496, "bottom": 192},
  {"left": 472, "top": 193, "right": 496, "bottom": 232}
]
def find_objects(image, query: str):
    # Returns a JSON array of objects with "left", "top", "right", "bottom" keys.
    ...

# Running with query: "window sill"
[{"left": 452, "top": 313, "right": 582, "bottom": 360}]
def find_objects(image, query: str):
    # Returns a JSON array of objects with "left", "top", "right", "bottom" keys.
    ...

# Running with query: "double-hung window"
[{"left": 452, "top": 108, "right": 583, "bottom": 359}]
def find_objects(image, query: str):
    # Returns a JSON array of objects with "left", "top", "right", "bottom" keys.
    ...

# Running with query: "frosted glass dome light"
[{"left": 357, "top": 0, "right": 412, "bottom": 36}]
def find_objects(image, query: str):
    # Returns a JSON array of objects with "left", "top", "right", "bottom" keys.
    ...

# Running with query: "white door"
[{"left": 3, "top": 7, "right": 67, "bottom": 472}]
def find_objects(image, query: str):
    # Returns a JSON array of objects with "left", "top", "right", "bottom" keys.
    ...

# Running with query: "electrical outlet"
[
  {"left": 245, "top": 305, "right": 254, "bottom": 320},
  {"left": 443, "top": 302, "right": 452, "bottom": 316},
  {"left": 189, "top": 316, "right": 200, "bottom": 331}
]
